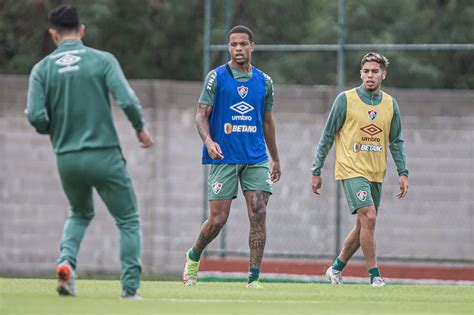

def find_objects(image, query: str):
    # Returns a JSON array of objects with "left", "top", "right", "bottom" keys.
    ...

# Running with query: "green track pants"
[{"left": 56, "top": 147, "right": 141, "bottom": 294}]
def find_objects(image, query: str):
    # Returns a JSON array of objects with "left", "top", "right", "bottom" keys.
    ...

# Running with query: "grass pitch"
[{"left": 0, "top": 278, "right": 472, "bottom": 315}]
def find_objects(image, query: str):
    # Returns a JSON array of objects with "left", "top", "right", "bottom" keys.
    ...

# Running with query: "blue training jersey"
[{"left": 202, "top": 64, "right": 268, "bottom": 164}]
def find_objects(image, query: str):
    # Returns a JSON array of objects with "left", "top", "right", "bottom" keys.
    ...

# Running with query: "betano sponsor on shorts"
[
  {"left": 353, "top": 142, "right": 383, "bottom": 152},
  {"left": 224, "top": 123, "right": 257, "bottom": 134}
]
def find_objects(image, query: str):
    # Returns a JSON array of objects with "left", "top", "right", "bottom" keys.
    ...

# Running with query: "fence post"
[
  {"left": 201, "top": 0, "right": 212, "bottom": 258},
  {"left": 218, "top": 0, "right": 234, "bottom": 259},
  {"left": 335, "top": 0, "right": 345, "bottom": 259}
]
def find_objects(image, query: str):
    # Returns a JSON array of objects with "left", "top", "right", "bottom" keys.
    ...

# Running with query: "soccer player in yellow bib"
[{"left": 311, "top": 53, "right": 409, "bottom": 287}]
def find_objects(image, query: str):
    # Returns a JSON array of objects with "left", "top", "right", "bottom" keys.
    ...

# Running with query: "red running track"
[{"left": 200, "top": 258, "right": 474, "bottom": 281}]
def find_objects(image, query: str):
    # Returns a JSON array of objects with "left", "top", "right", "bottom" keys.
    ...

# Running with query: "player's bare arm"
[
  {"left": 195, "top": 103, "right": 223, "bottom": 160},
  {"left": 263, "top": 112, "right": 281, "bottom": 182}
]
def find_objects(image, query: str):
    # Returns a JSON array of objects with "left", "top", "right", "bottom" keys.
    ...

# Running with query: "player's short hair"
[
  {"left": 49, "top": 5, "right": 80, "bottom": 33},
  {"left": 227, "top": 25, "right": 254, "bottom": 42},
  {"left": 361, "top": 52, "right": 390, "bottom": 69}
]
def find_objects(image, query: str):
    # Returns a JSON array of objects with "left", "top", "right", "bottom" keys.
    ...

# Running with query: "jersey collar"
[
  {"left": 357, "top": 85, "right": 382, "bottom": 105},
  {"left": 228, "top": 62, "right": 253, "bottom": 80},
  {"left": 58, "top": 40, "right": 83, "bottom": 48}
]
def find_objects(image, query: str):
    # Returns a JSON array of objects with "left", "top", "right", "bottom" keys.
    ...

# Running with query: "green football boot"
[{"left": 246, "top": 280, "right": 264, "bottom": 289}]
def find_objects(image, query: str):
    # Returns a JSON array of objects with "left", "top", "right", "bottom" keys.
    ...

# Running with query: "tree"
[{"left": 0, "top": 0, "right": 473, "bottom": 88}]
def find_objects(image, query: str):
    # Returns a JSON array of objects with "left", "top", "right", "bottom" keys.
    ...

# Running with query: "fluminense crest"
[
  {"left": 237, "top": 85, "right": 248, "bottom": 98},
  {"left": 212, "top": 182, "right": 223, "bottom": 194}
]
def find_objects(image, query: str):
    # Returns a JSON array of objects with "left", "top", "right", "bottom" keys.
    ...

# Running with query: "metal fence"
[{"left": 200, "top": 0, "right": 474, "bottom": 263}]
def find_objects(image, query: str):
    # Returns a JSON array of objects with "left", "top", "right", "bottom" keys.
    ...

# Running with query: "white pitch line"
[
  {"left": 199, "top": 272, "right": 474, "bottom": 286},
  {"left": 153, "top": 298, "right": 464, "bottom": 306},
  {"left": 157, "top": 298, "right": 320, "bottom": 304}
]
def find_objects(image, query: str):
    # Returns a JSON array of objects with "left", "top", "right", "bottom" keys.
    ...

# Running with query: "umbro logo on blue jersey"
[
  {"left": 237, "top": 86, "right": 248, "bottom": 98},
  {"left": 230, "top": 101, "right": 254, "bottom": 115}
]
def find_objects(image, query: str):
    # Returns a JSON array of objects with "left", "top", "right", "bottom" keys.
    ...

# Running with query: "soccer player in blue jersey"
[{"left": 182, "top": 25, "right": 281, "bottom": 288}]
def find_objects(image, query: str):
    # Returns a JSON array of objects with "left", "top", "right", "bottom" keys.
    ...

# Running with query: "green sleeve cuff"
[
  {"left": 311, "top": 169, "right": 321, "bottom": 176},
  {"left": 123, "top": 106, "right": 145, "bottom": 131},
  {"left": 398, "top": 170, "right": 409, "bottom": 177}
]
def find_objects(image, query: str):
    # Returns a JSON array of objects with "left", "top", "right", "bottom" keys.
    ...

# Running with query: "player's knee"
[
  {"left": 250, "top": 205, "right": 267, "bottom": 217},
  {"left": 70, "top": 210, "right": 95, "bottom": 223},
  {"left": 366, "top": 211, "right": 377, "bottom": 225},
  {"left": 210, "top": 214, "right": 228, "bottom": 230},
  {"left": 358, "top": 206, "right": 377, "bottom": 227},
  {"left": 115, "top": 210, "right": 140, "bottom": 229}
]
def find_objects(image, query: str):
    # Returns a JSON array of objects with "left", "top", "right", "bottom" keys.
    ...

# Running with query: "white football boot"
[
  {"left": 325, "top": 266, "right": 343, "bottom": 285},
  {"left": 371, "top": 276, "right": 386, "bottom": 287}
]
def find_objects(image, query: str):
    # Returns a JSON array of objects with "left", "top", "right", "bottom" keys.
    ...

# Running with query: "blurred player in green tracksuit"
[{"left": 26, "top": 5, "right": 154, "bottom": 299}]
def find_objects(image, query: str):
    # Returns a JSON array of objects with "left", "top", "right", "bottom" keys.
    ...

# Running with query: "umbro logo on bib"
[
  {"left": 360, "top": 124, "right": 383, "bottom": 136},
  {"left": 230, "top": 101, "right": 254, "bottom": 115}
]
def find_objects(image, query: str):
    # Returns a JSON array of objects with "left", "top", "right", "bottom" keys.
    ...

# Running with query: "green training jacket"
[{"left": 27, "top": 40, "right": 144, "bottom": 154}]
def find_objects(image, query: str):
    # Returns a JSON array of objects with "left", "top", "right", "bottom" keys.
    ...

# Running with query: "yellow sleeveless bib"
[{"left": 335, "top": 88, "right": 393, "bottom": 182}]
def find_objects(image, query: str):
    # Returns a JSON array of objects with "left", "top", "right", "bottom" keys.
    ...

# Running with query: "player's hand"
[
  {"left": 312, "top": 175, "right": 322, "bottom": 195},
  {"left": 270, "top": 160, "right": 281, "bottom": 183},
  {"left": 136, "top": 128, "right": 154, "bottom": 148},
  {"left": 396, "top": 175, "right": 409, "bottom": 198},
  {"left": 205, "top": 140, "right": 223, "bottom": 160}
]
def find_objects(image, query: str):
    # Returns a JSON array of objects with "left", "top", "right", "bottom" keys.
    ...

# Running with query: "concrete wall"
[{"left": 0, "top": 75, "right": 472, "bottom": 277}]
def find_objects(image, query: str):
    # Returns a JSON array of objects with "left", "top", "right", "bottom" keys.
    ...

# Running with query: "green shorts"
[
  {"left": 208, "top": 161, "right": 272, "bottom": 200},
  {"left": 341, "top": 177, "right": 382, "bottom": 214}
]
